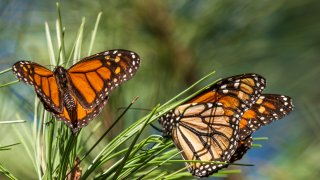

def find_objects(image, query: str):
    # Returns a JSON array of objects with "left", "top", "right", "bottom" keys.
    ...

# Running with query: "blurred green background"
[{"left": 0, "top": 0, "right": 319, "bottom": 179}]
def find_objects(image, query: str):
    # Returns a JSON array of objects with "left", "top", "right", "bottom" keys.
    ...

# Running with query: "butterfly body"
[
  {"left": 53, "top": 66, "right": 79, "bottom": 128},
  {"left": 13, "top": 49, "right": 140, "bottom": 132}
]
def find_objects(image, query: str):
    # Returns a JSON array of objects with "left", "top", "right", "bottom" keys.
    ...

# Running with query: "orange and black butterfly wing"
[
  {"left": 188, "top": 73, "right": 266, "bottom": 114},
  {"left": 167, "top": 102, "right": 241, "bottom": 177},
  {"left": 67, "top": 49, "right": 140, "bottom": 109},
  {"left": 159, "top": 73, "right": 266, "bottom": 177},
  {"left": 239, "top": 94, "right": 293, "bottom": 140},
  {"left": 230, "top": 136, "right": 253, "bottom": 163},
  {"left": 230, "top": 94, "right": 293, "bottom": 162},
  {"left": 161, "top": 73, "right": 267, "bottom": 137},
  {"left": 49, "top": 95, "right": 109, "bottom": 133},
  {"left": 12, "top": 61, "right": 63, "bottom": 113}
]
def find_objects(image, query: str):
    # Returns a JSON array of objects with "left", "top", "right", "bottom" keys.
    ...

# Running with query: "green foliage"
[
  {"left": 0, "top": 4, "right": 228, "bottom": 179},
  {"left": 0, "top": 0, "right": 319, "bottom": 179},
  {"left": 0, "top": 163, "right": 17, "bottom": 180}
]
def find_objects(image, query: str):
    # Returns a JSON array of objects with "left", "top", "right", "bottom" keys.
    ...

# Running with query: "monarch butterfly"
[
  {"left": 12, "top": 49, "right": 140, "bottom": 133},
  {"left": 230, "top": 94, "right": 293, "bottom": 162},
  {"left": 159, "top": 73, "right": 267, "bottom": 177}
]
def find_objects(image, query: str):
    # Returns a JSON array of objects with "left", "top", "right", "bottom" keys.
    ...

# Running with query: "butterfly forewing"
[
  {"left": 169, "top": 102, "right": 239, "bottom": 177},
  {"left": 239, "top": 94, "right": 293, "bottom": 140},
  {"left": 188, "top": 73, "right": 266, "bottom": 110},
  {"left": 67, "top": 49, "right": 140, "bottom": 109},
  {"left": 12, "top": 61, "right": 63, "bottom": 113}
]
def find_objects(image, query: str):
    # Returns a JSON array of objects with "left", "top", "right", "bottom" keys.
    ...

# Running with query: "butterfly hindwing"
[
  {"left": 12, "top": 61, "right": 63, "bottom": 113},
  {"left": 239, "top": 94, "right": 293, "bottom": 140},
  {"left": 231, "top": 94, "right": 293, "bottom": 163},
  {"left": 230, "top": 136, "right": 253, "bottom": 163},
  {"left": 36, "top": 91, "right": 109, "bottom": 133},
  {"left": 54, "top": 97, "right": 109, "bottom": 133},
  {"left": 67, "top": 49, "right": 140, "bottom": 109}
]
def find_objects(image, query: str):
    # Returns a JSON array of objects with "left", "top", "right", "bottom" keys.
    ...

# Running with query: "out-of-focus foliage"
[{"left": 0, "top": 0, "right": 319, "bottom": 179}]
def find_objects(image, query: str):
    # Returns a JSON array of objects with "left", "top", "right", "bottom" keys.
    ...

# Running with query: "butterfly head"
[
  {"left": 54, "top": 66, "right": 67, "bottom": 77},
  {"left": 158, "top": 109, "right": 179, "bottom": 137}
]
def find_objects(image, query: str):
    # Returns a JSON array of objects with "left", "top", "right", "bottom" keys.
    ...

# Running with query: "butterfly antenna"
[
  {"left": 0, "top": 67, "right": 13, "bottom": 75},
  {"left": 46, "top": 64, "right": 56, "bottom": 69},
  {"left": 116, "top": 107, "right": 151, "bottom": 112},
  {"left": 150, "top": 123, "right": 163, "bottom": 133},
  {"left": 140, "top": 136, "right": 164, "bottom": 152}
]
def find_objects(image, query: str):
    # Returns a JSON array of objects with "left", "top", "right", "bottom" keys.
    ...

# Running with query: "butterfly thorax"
[
  {"left": 54, "top": 66, "right": 78, "bottom": 127},
  {"left": 54, "top": 66, "right": 69, "bottom": 90}
]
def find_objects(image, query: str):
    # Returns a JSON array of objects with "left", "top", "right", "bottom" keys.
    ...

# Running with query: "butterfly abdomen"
[
  {"left": 63, "top": 92, "right": 78, "bottom": 128},
  {"left": 54, "top": 66, "right": 78, "bottom": 128},
  {"left": 63, "top": 92, "right": 76, "bottom": 113}
]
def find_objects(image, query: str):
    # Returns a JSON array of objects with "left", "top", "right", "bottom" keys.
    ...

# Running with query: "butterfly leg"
[{"left": 44, "top": 116, "right": 55, "bottom": 126}]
